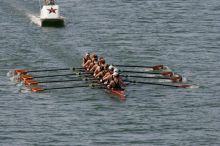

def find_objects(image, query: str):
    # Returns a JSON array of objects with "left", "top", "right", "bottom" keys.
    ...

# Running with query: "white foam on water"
[
  {"left": 27, "top": 14, "right": 41, "bottom": 27},
  {"left": 182, "top": 77, "right": 187, "bottom": 83},
  {"left": 16, "top": 82, "right": 23, "bottom": 87},
  {"left": 158, "top": 79, "right": 172, "bottom": 83},
  {"left": 9, "top": 75, "right": 20, "bottom": 83},
  {"left": 188, "top": 85, "right": 200, "bottom": 89},
  {"left": 19, "top": 87, "right": 31, "bottom": 93},
  {"left": 6, "top": 70, "right": 15, "bottom": 77},
  {"left": 146, "top": 74, "right": 157, "bottom": 77},
  {"left": 145, "top": 68, "right": 153, "bottom": 71}
]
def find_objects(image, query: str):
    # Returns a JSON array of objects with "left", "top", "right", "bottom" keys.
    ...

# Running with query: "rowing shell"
[
  {"left": 107, "top": 89, "right": 126, "bottom": 101},
  {"left": 78, "top": 69, "right": 126, "bottom": 101}
]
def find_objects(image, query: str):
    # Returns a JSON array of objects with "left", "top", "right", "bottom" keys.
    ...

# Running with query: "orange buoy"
[{"left": 31, "top": 87, "right": 44, "bottom": 92}]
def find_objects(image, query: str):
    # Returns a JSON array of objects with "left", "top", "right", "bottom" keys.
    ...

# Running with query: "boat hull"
[
  {"left": 110, "top": 88, "right": 126, "bottom": 101},
  {"left": 41, "top": 18, "right": 64, "bottom": 27},
  {"left": 79, "top": 68, "right": 126, "bottom": 101}
]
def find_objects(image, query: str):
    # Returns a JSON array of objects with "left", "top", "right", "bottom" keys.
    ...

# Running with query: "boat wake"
[
  {"left": 188, "top": 85, "right": 200, "bottom": 89},
  {"left": 27, "top": 14, "right": 41, "bottom": 27}
]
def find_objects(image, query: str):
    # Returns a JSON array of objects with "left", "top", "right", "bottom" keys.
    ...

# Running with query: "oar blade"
[
  {"left": 25, "top": 80, "right": 39, "bottom": 86},
  {"left": 31, "top": 87, "right": 45, "bottom": 92}
]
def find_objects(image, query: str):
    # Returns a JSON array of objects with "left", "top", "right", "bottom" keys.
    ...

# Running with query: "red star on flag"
[{"left": 47, "top": 7, "right": 57, "bottom": 14}]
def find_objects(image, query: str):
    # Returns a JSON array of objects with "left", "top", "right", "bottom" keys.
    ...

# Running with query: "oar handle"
[
  {"left": 119, "top": 70, "right": 161, "bottom": 74},
  {"left": 31, "top": 83, "right": 104, "bottom": 92},
  {"left": 29, "top": 68, "right": 70, "bottom": 72},
  {"left": 38, "top": 79, "right": 82, "bottom": 83},
  {"left": 43, "top": 85, "right": 90, "bottom": 91},
  {"left": 113, "top": 64, "right": 152, "bottom": 68},
  {"left": 34, "top": 73, "right": 74, "bottom": 78},
  {"left": 127, "top": 80, "right": 192, "bottom": 88},
  {"left": 121, "top": 74, "right": 170, "bottom": 79}
]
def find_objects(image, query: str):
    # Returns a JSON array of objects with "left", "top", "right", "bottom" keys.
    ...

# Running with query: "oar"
[
  {"left": 20, "top": 73, "right": 86, "bottom": 80},
  {"left": 77, "top": 68, "right": 161, "bottom": 75},
  {"left": 121, "top": 74, "right": 170, "bottom": 79},
  {"left": 11, "top": 67, "right": 83, "bottom": 76},
  {"left": 24, "top": 73, "right": 74, "bottom": 79},
  {"left": 24, "top": 77, "right": 97, "bottom": 86},
  {"left": 19, "top": 71, "right": 92, "bottom": 82},
  {"left": 113, "top": 64, "right": 153, "bottom": 68},
  {"left": 119, "top": 70, "right": 162, "bottom": 74},
  {"left": 31, "top": 84, "right": 102, "bottom": 92},
  {"left": 126, "top": 80, "right": 192, "bottom": 88}
]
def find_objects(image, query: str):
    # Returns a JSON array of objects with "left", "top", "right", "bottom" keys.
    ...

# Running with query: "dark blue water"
[{"left": 0, "top": 0, "right": 220, "bottom": 145}]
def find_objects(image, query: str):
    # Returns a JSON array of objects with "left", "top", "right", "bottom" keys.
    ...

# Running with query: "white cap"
[
  {"left": 109, "top": 65, "right": 114, "bottom": 71},
  {"left": 113, "top": 72, "right": 119, "bottom": 76},
  {"left": 164, "top": 66, "right": 170, "bottom": 70},
  {"left": 114, "top": 68, "right": 118, "bottom": 73},
  {"left": 174, "top": 74, "right": 179, "bottom": 78}
]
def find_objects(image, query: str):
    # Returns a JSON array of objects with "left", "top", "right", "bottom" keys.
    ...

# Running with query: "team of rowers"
[
  {"left": 82, "top": 53, "right": 185, "bottom": 89},
  {"left": 82, "top": 53, "right": 125, "bottom": 89}
]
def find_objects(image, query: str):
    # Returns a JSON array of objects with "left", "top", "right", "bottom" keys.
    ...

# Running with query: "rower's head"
[
  {"left": 92, "top": 55, "right": 98, "bottom": 61},
  {"left": 173, "top": 74, "right": 181, "bottom": 78},
  {"left": 99, "top": 59, "right": 105, "bottom": 65},
  {"left": 163, "top": 66, "right": 170, "bottom": 70},
  {"left": 85, "top": 52, "right": 90, "bottom": 57},
  {"left": 85, "top": 53, "right": 90, "bottom": 59},
  {"left": 109, "top": 65, "right": 114, "bottom": 72},
  {"left": 104, "top": 64, "right": 109, "bottom": 70},
  {"left": 113, "top": 72, "right": 119, "bottom": 77},
  {"left": 99, "top": 56, "right": 104, "bottom": 61},
  {"left": 113, "top": 68, "right": 119, "bottom": 73},
  {"left": 90, "top": 53, "right": 97, "bottom": 58}
]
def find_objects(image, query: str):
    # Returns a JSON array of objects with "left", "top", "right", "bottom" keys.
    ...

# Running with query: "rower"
[
  {"left": 170, "top": 74, "right": 185, "bottom": 83},
  {"left": 161, "top": 71, "right": 174, "bottom": 77},
  {"left": 161, "top": 71, "right": 184, "bottom": 83},
  {"left": 82, "top": 53, "right": 90, "bottom": 67},
  {"left": 90, "top": 57, "right": 105, "bottom": 73},
  {"left": 101, "top": 65, "right": 114, "bottom": 83},
  {"left": 95, "top": 64, "right": 109, "bottom": 79},
  {"left": 93, "top": 59, "right": 106, "bottom": 76},
  {"left": 152, "top": 65, "right": 169, "bottom": 71},
  {"left": 107, "top": 72, "right": 124, "bottom": 89},
  {"left": 83, "top": 53, "right": 98, "bottom": 70},
  {"left": 87, "top": 55, "right": 99, "bottom": 71}
]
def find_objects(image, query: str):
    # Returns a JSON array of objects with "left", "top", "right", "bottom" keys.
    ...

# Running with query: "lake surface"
[{"left": 0, "top": 0, "right": 220, "bottom": 145}]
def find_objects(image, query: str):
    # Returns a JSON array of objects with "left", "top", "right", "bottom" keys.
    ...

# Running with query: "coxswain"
[{"left": 107, "top": 72, "right": 124, "bottom": 89}]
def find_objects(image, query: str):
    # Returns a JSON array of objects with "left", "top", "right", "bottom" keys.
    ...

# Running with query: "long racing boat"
[{"left": 77, "top": 68, "right": 126, "bottom": 101}]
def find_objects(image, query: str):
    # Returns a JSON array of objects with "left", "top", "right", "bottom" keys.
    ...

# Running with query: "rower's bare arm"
[{"left": 83, "top": 60, "right": 91, "bottom": 68}]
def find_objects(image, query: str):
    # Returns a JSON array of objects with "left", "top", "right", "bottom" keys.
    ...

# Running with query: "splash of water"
[{"left": 27, "top": 14, "right": 41, "bottom": 27}]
